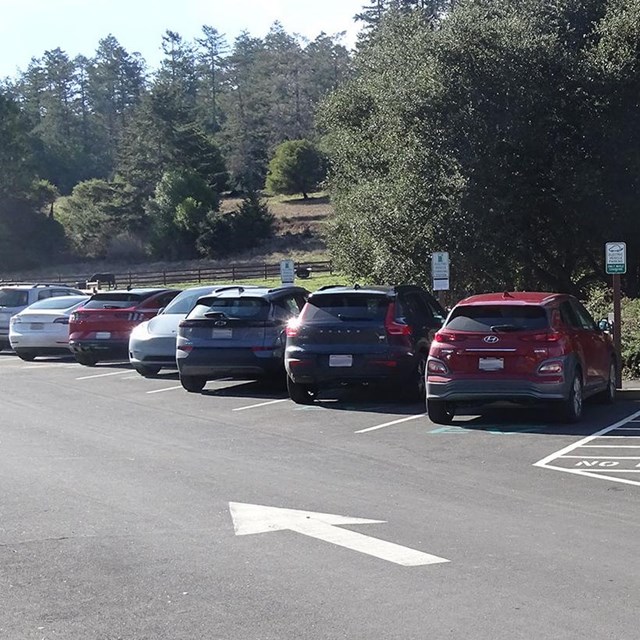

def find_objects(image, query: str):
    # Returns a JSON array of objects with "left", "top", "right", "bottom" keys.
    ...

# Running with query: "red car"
[
  {"left": 426, "top": 292, "right": 616, "bottom": 424},
  {"left": 69, "top": 288, "right": 180, "bottom": 366}
]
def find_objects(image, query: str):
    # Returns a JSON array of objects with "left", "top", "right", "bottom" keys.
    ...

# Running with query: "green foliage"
[
  {"left": 266, "top": 139, "right": 327, "bottom": 199},
  {"left": 321, "top": 0, "right": 640, "bottom": 295},
  {"left": 197, "top": 192, "right": 275, "bottom": 258},
  {"left": 585, "top": 286, "right": 640, "bottom": 378}
]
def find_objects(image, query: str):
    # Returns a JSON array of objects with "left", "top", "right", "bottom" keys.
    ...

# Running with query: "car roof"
[
  {"left": 90, "top": 288, "right": 176, "bottom": 296},
  {"left": 309, "top": 284, "right": 428, "bottom": 298},
  {"left": 1, "top": 283, "right": 79, "bottom": 290},
  {"left": 202, "top": 285, "right": 309, "bottom": 300},
  {"left": 456, "top": 292, "right": 568, "bottom": 306}
]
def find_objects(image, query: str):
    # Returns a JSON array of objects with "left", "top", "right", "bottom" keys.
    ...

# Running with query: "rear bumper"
[
  {"left": 69, "top": 340, "right": 129, "bottom": 357},
  {"left": 427, "top": 377, "right": 568, "bottom": 402},
  {"left": 285, "top": 351, "right": 415, "bottom": 386},
  {"left": 129, "top": 335, "right": 177, "bottom": 368},
  {"left": 177, "top": 348, "right": 284, "bottom": 378}
]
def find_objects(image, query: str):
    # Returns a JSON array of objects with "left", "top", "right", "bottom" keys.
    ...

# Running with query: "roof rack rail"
[
  {"left": 316, "top": 284, "right": 344, "bottom": 291},
  {"left": 210, "top": 285, "right": 246, "bottom": 294}
]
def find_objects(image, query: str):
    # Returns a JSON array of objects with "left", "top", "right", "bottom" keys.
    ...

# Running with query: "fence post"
[
  {"left": 163, "top": 271, "right": 166, "bottom": 286},
  {"left": 264, "top": 263, "right": 268, "bottom": 279},
  {"left": 232, "top": 266, "right": 236, "bottom": 282},
  {"left": 128, "top": 271, "right": 132, "bottom": 287},
  {"left": 198, "top": 268, "right": 201, "bottom": 283}
]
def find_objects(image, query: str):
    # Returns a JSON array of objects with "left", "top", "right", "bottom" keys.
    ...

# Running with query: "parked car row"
[{"left": 1, "top": 281, "right": 617, "bottom": 424}]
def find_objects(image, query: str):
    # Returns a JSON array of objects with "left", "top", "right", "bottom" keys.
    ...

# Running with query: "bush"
[{"left": 585, "top": 287, "right": 640, "bottom": 379}]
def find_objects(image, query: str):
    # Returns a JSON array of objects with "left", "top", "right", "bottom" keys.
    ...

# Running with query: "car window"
[
  {"left": 559, "top": 301, "right": 580, "bottom": 328},
  {"left": 189, "top": 297, "right": 270, "bottom": 321},
  {"left": 570, "top": 300, "right": 597, "bottom": 331},
  {"left": 26, "top": 296, "right": 88, "bottom": 310},
  {"left": 147, "top": 291, "right": 179, "bottom": 309},
  {"left": 0, "top": 289, "right": 29, "bottom": 307},
  {"left": 303, "top": 293, "right": 389, "bottom": 322},
  {"left": 446, "top": 304, "right": 549, "bottom": 332},
  {"left": 83, "top": 293, "right": 143, "bottom": 309},
  {"left": 164, "top": 289, "right": 215, "bottom": 314},
  {"left": 37, "top": 289, "right": 53, "bottom": 300},
  {"left": 399, "top": 291, "right": 434, "bottom": 322},
  {"left": 273, "top": 296, "right": 300, "bottom": 321}
]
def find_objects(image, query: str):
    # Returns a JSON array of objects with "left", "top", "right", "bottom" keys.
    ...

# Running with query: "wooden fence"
[{"left": 0, "top": 260, "right": 333, "bottom": 289}]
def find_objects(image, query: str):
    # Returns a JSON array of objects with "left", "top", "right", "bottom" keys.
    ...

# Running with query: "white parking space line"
[
  {"left": 76, "top": 370, "right": 132, "bottom": 381},
  {"left": 533, "top": 409, "right": 640, "bottom": 487},
  {"left": 233, "top": 399, "right": 289, "bottom": 412},
  {"left": 355, "top": 414, "right": 425, "bottom": 434},
  {"left": 146, "top": 386, "right": 183, "bottom": 394}
]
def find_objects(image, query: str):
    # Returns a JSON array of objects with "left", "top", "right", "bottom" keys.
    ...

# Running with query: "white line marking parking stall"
[{"left": 534, "top": 410, "right": 640, "bottom": 487}]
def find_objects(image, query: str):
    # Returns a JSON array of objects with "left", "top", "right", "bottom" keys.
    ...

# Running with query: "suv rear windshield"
[
  {"left": 83, "top": 293, "right": 144, "bottom": 309},
  {"left": 189, "top": 297, "right": 270, "bottom": 321},
  {"left": 446, "top": 304, "right": 549, "bottom": 332},
  {"left": 164, "top": 289, "right": 217, "bottom": 315},
  {"left": 303, "top": 293, "right": 390, "bottom": 322},
  {"left": 0, "top": 288, "right": 29, "bottom": 308}
]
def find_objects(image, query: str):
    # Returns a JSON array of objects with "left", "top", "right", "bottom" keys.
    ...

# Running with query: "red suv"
[
  {"left": 426, "top": 292, "right": 616, "bottom": 424},
  {"left": 69, "top": 288, "right": 180, "bottom": 366}
]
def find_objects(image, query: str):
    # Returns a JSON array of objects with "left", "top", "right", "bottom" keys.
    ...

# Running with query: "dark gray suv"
[
  {"left": 176, "top": 285, "right": 309, "bottom": 393},
  {"left": 284, "top": 284, "right": 446, "bottom": 404}
]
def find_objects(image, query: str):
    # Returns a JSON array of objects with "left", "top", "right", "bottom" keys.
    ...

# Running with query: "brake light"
[
  {"left": 69, "top": 311, "right": 85, "bottom": 323},
  {"left": 177, "top": 344, "right": 193, "bottom": 352},
  {"left": 286, "top": 317, "right": 301, "bottom": 338},
  {"left": 520, "top": 332, "right": 561, "bottom": 343},
  {"left": 434, "top": 331, "right": 467, "bottom": 343},
  {"left": 427, "top": 358, "right": 448, "bottom": 374},
  {"left": 384, "top": 303, "right": 412, "bottom": 336},
  {"left": 53, "top": 317, "right": 69, "bottom": 325}
]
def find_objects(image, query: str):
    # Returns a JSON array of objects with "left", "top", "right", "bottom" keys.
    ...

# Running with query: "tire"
[
  {"left": 408, "top": 352, "right": 428, "bottom": 401},
  {"left": 287, "top": 375, "right": 317, "bottom": 404},
  {"left": 75, "top": 353, "right": 99, "bottom": 366},
  {"left": 427, "top": 399, "right": 455, "bottom": 425},
  {"left": 180, "top": 375, "right": 207, "bottom": 393},
  {"left": 595, "top": 361, "right": 616, "bottom": 405},
  {"left": 15, "top": 350, "right": 37, "bottom": 362},
  {"left": 560, "top": 370, "right": 583, "bottom": 423},
  {"left": 134, "top": 364, "right": 162, "bottom": 377}
]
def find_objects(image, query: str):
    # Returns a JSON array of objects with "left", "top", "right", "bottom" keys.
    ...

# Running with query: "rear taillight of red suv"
[
  {"left": 434, "top": 331, "right": 467, "bottom": 343},
  {"left": 384, "top": 303, "right": 412, "bottom": 337}
]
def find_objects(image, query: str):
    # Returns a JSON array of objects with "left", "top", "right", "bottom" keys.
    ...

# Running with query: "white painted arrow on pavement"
[{"left": 229, "top": 502, "right": 449, "bottom": 567}]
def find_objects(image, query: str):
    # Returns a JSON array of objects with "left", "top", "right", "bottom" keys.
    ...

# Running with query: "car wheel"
[
  {"left": 561, "top": 370, "right": 583, "bottom": 423},
  {"left": 408, "top": 352, "right": 428, "bottom": 401},
  {"left": 595, "top": 361, "right": 616, "bottom": 405},
  {"left": 287, "top": 375, "right": 317, "bottom": 404},
  {"left": 427, "top": 399, "right": 455, "bottom": 425},
  {"left": 180, "top": 375, "right": 207, "bottom": 393},
  {"left": 15, "top": 350, "right": 37, "bottom": 362},
  {"left": 134, "top": 364, "right": 162, "bottom": 377},
  {"left": 75, "top": 353, "right": 98, "bottom": 366}
]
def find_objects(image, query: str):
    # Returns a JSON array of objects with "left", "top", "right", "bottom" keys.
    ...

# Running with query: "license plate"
[
  {"left": 212, "top": 328, "right": 232, "bottom": 339},
  {"left": 329, "top": 354, "right": 353, "bottom": 367},
  {"left": 95, "top": 332, "right": 111, "bottom": 339},
  {"left": 479, "top": 357, "right": 504, "bottom": 371},
  {"left": 30, "top": 323, "right": 44, "bottom": 330}
]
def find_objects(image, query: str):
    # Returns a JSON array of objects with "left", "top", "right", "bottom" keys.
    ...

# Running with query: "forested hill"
[{"left": 0, "top": 23, "right": 352, "bottom": 271}]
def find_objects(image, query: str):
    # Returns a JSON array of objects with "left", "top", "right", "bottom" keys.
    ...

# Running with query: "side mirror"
[{"left": 598, "top": 318, "right": 612, "bottom": 333}]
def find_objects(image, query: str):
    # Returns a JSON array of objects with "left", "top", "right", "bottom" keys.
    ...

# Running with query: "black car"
[
  {"left": 284, "top": 284, "right": 446, "bottom": 403},
  {"left": 176, "top": 285, "right": 309, "bottom": 392}
]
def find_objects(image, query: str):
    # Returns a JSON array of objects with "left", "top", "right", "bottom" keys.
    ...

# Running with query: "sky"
[{"left": 0, "top": 0, "right": 366, "bottom": 79}]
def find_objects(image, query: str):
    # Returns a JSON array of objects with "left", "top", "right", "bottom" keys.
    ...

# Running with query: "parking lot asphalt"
[{"left": 1, "top": 353, "right": 639, "bottom": 639}]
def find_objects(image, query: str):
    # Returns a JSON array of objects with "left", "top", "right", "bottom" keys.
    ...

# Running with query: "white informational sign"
[
  {"left": 431, "top": 252, "right": 450, "bottom": 291},
  {"left": 280, "top": 259, "right": 295, "bottom": 284},
  {"left": 605, "top": 242, "right": 627, "bottom": 275}
]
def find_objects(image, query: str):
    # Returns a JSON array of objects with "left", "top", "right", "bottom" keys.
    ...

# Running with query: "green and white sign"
[{"left": 605, "top": 242, "right": 627, "bottom": 275}]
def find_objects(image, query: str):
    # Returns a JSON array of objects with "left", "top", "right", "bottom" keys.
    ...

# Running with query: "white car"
[{"left": 9, "top": 295, "right": 89, "bottom": 360}]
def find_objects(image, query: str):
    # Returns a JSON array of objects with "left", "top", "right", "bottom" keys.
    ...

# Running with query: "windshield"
[
  {"left": 446, "top": 304, "right": 549, "bottom": 332},
  {"left": 83, "top": 293, "right": 143, "bottom": 309},
  {"left": 303, "top": 293, "right": 389, "bottom": 322},
  {"left": 26, "top": 295, "right": 89, "bottom": 310},
  {"left": 189, "top": 297, "right": 270, "bottom": 321},
  {"left": 0, "top": 288, "right": 29, "bottom": 308},
  {"left": 164, "top": 288, "right": 219, "bottom": 315}
]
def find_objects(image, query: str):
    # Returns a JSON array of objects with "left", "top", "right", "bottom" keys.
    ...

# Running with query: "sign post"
[
  {"left": 280, "top": 259, "right": 295, "bottom": 284},
  {"left": 431, "top": 252, "right": 450, "bottom": 292},
  {"left": 605, "top": 242, "right": 626, "bottom": 388}
]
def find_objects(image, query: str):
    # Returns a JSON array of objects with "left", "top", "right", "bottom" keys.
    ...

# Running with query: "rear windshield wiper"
[
  {"left": 490, "top": 324, "right": 523, "bottom": 332},
  {"left": 204, "top": 311, "right": 228, "bottom": 319},
  {"left": 337, "top": 314, "right": 375, "bottom": 321}
]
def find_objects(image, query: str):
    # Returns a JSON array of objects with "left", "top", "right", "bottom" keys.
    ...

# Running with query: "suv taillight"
[
  {"left": 519, "top": 332, "right": 561, "bottom": 343},
  {"left": 286, "top": 317, "right": 301, "bottom": 338},
  {"left": 384, "top": 303, "right": 412, "bottom": 336},
  {"left": 434, "top": 331, "right": 467, "bottom": 342}
]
